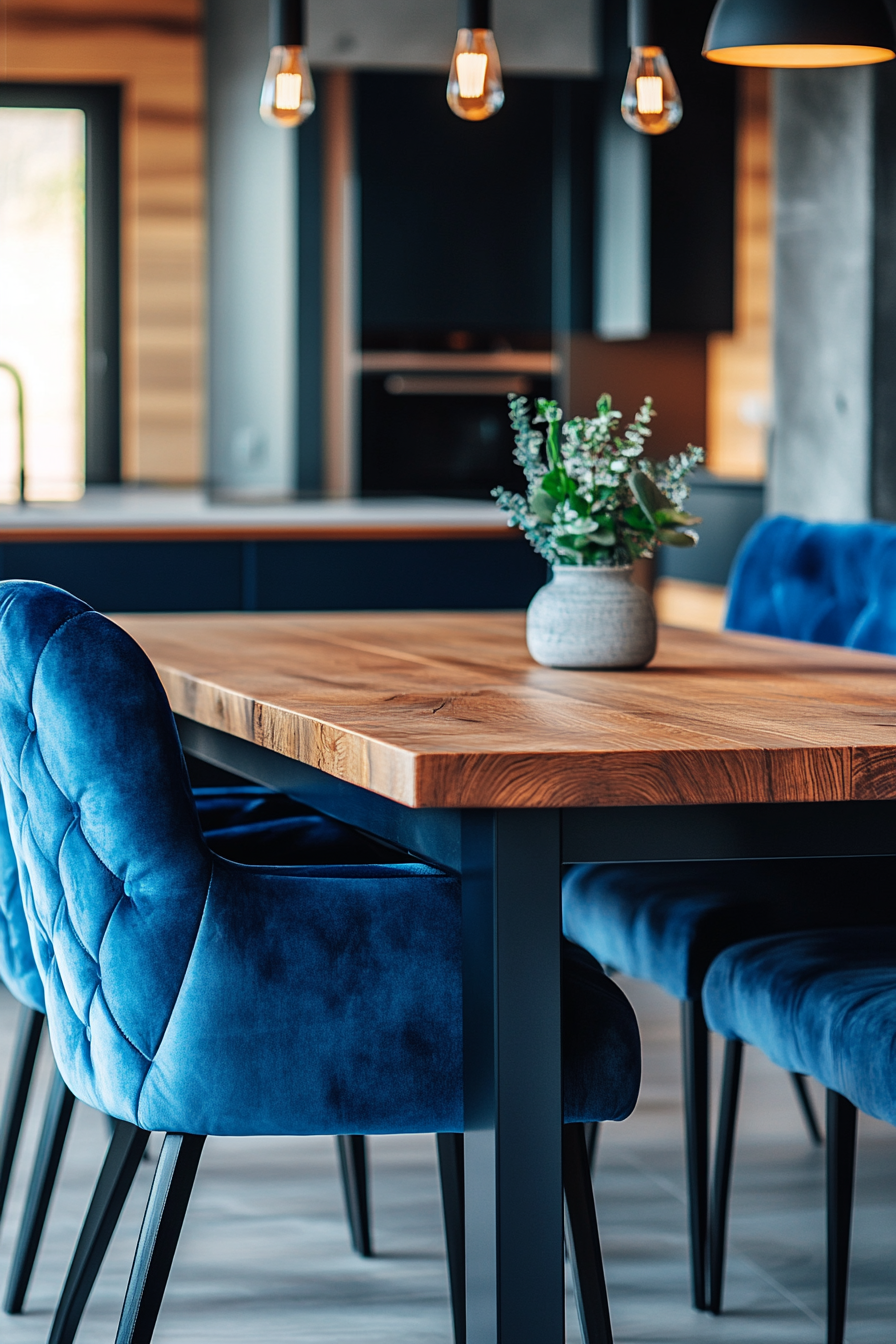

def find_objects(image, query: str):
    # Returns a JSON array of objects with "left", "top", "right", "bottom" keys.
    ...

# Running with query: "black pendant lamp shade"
[
  {"left": 458, "top": 0, "right": 492, "bottom": 29},
  {"left": 703, "top": 0, "right": 896, "bottom": 67},
  {"left": 270, "top": 0, "right": 306, "bottom": 49}
]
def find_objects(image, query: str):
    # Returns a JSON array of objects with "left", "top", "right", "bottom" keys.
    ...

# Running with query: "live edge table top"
[{"left": 114, "top": 612, "right": 896, "bottom": 810}]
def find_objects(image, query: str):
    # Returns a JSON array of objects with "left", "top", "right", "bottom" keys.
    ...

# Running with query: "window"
[{"left": 0, "top": 86, "right": 120, "bottom": 500}]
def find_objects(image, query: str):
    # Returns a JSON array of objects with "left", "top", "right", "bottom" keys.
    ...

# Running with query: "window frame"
[{"left": 0, "top": 83, "right": 122, "bottom": 483}]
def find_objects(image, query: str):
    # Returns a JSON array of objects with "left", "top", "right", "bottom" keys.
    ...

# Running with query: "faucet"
[{"left": 0, "top": 362, "right": 26, "bottom": 504}]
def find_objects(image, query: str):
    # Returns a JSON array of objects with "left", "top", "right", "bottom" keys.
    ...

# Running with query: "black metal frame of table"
[{"left": 176, "top": 714, "right": 896, "bottom": 1344}]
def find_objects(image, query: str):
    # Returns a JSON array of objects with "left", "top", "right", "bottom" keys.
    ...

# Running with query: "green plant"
[{"left": 492, "top": 394, "right": 704, "bottom": 566}]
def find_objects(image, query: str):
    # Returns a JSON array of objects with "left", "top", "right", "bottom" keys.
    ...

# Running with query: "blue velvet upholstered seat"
[
  {"left": 561, "top": 513, "right": 896, "bottom": 1311},
  {"left": 563, "top": 857, "right": 896, "bottom": 1005},
  {"left": 703, "top": 928, "right": 896, "bottom": 1126},
  {"left": 702, "top": 929, "right": 896, "bottom": 1342},
  {"left": 0, "top": 580, "right": 641, "bottom": 1344}
]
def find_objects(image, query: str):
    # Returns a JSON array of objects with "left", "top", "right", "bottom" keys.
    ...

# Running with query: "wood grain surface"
[{"left": 114, "top": 613, "right": 896, "bottom": 809}]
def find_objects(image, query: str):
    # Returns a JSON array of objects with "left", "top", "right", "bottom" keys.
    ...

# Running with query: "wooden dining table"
[{"left": 115, "top": 610, "right": 896, "bottom": 1344}]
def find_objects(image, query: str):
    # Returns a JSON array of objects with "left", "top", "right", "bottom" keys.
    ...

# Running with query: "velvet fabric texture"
[
  {"left": 702, "top": 929, "right": 896, "bottom": 1126},
  {"left": 725, "top": 514, "right": 896, "bottom": 651},
  {"left": 0, "top": 580, "right": 641, "bottom": 1136},
  {"left": 562, "top": 858, "right": 896, "bottom": 1003},
  {"left": 562, "top": 515, "right": 896, "bottom": 1004},
  {"left": 0, "top": 786, "right": 394, "bottom": 1020}
]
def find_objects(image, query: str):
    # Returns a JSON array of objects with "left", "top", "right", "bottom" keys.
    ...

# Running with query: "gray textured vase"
[{"left": 526, "top": 565, "right": 657, "bottom": 669}]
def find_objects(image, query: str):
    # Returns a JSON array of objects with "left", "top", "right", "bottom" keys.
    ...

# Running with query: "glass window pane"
[{"left": 0, "top": 107, "right": 86, "bottom": 501}]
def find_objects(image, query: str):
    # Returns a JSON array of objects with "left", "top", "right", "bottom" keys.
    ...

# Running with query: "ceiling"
[{"left": 306, "top": 0, "right": 599, "bottom": 76}]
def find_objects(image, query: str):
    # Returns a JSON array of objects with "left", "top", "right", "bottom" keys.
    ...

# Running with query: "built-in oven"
[{"left": 360, "top": 351, "right": 557, "bottom": 499}]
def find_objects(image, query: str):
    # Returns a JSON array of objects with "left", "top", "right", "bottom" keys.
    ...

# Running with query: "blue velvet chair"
[
  {"left": 562, "top": 513, "right": 896, "bottom": 1310},
  {"left": 724, "top": 514, "right": 896, "bottom": 650},
  {"left": 702, "top": 928, "right": 896, "bottom": 1343},
  {"left": 0, "top": 580, "right": 642, "bottom": 1344},
  {"left": 0, "top": 781, "right": 394, "bottom": 1320}
]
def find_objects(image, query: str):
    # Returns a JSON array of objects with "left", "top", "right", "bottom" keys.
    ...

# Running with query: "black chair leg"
[
  {"left": 335, "top": 1135, "right": 372, "bottom": 1257},
  {"left": 4, "top": 1066, "right": 75, "bottom": 1314},
  {"left": 0, "top": 1007, "right": 43, "bottom": 1226},
  {"left": 436, "top": 1133, "right": 465, "bottom": 1344},
  {"left": 791, "top": 1072, "right": 824, "bottom": 1146},
  {"left": 584, "top": 1121, "right": 601, "bottom": 1171},
  {"left": 681, "top": 997, "right": 710, "bottom": 1311},
  {"left": 114, "top": 1132, "right": 206, "bottom": 1344},
  {"left": 48, "top": 1120, "right": 151, "bottom": 1344},
  {"left": 563, "top": 1122, "right": 613, "bottom": 1344},
  {"left": 708, "top": 1038, "right": 744, "bottom": 1315},
  {"left": 826, "top": 1090, "right": 857, "bottom": 1344}
]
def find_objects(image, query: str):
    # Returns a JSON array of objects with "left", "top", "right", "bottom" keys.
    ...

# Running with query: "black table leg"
[
  {"left": 437, "top": 1133, "right": 465, "bottom": 1344},
  {"left": 462, "top": 809, "right": 564, "bottom": 1344}
]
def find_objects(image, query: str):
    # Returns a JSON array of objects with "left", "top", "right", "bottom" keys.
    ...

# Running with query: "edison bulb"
[
  {"left": 621, "top": 47, "right": 682, "bottom": 135},
  {"left": 260, "top": 45, "right": 315, "bottom": 128},
  {"left": 447, "top": 28, "right": 504, "bottom": 121}
]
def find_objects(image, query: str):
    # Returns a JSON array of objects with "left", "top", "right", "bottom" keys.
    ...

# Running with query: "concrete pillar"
[
  {"left": 769, "top": 68, "right": 874, "bottom": 521},
  {"left": 207, "top": 0, "right": 298, "bottom": 496},
  {"left": 871, "top": 59, "right": 896, "bottom": 520}
]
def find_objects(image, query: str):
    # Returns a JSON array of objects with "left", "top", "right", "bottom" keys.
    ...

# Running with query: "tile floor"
[{"left": 0, "top": 975, "right": 893, "bottom": 1344}]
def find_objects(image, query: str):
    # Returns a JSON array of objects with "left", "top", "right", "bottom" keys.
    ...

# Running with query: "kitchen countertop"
[{"left": 0, "top": 488, "right": 513, "bottom": 543}]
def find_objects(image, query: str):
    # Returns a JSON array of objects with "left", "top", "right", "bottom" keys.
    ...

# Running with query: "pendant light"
[
  {"left": 260, "top": 0, "right": 316, "bottom": 128},
  {"left": 703, "top": 0, "right": 896, "bottom": 68},
  {"left": 622, "top": 0, "right": 683, "bottom": 136},
  {"left": 447, "top": 0, "right": 505, "bottom": 121}
]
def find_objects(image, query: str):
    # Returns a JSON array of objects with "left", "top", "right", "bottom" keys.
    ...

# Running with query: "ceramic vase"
[{"left": 526, "top": 565, "right": 657, "bottom": 669}]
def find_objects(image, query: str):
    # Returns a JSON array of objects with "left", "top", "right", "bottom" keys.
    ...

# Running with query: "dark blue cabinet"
[{"left": 0, "top": 536, "right": 548, "bottom": 614}]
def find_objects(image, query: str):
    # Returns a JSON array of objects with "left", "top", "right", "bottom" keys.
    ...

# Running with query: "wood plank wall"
[
  {"left": 0, "top": 0, "right": 204, "bottom": 483},
  {"left": 705, "top": 69, "right": 772, "bottom": 480}
]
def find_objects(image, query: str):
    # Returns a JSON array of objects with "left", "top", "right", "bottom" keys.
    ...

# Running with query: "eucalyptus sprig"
[{"left": 492, "top": 394, "right": 704, "bottom": 567}]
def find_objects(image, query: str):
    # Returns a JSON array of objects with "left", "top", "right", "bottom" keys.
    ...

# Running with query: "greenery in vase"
[{"left": 492, "top": 394, "right": 705, "bottom": 567}]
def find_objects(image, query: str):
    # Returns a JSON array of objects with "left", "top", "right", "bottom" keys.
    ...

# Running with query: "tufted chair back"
[
  {"left": 725, "top": 515, "right": 896, "bottom": 652},
  {"left": 730, "top": 513, "right": 896, "bottom": 650}
]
